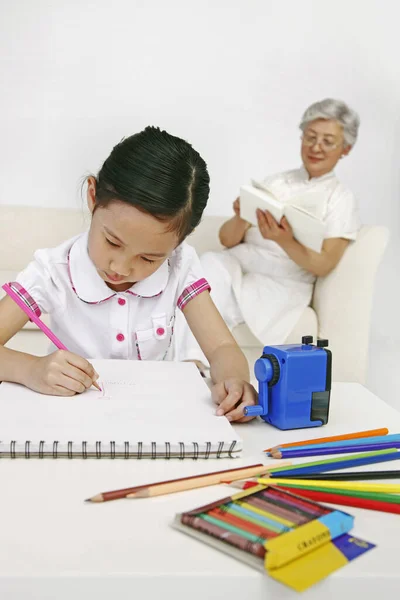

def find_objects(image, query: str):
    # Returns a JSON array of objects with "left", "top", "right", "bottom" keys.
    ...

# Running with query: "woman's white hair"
[{"left": 300, "top": 98, "right": 360, "bottom": 147}]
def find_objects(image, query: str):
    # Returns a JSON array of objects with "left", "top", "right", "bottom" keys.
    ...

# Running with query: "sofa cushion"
[{"left": 232, "top": 306, "right": 318, "bottom": 347}]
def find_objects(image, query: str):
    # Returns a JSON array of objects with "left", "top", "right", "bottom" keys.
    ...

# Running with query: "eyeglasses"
[{"left": 301, "top": 133, "right": 342, "bottom": 152}]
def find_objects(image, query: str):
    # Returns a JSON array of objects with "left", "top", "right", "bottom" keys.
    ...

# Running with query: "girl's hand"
[
  {"left": 212, "top": 378, "right": 258, "bottom": 422},
  {"left": 23, "top": 350, "right": 99, "bottom": 396},
  {"left": 233, "top": 197, "right": 241, "bottom": 216},
  {"left": 257, "top": 210, "right": 294, "bottom": 245}
]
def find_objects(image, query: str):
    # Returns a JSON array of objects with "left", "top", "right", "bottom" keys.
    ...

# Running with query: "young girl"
[{"left": 0, "top": 126, "right": 256, "bottom": 422}]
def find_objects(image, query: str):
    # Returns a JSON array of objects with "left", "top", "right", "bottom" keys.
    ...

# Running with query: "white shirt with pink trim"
[{"left": 12, "top": 232, "right": 210, "bottom": 360}]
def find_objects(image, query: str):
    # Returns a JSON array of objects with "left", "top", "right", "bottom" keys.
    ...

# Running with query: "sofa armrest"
[{"left": 312, "top": 225, "right": 389, "bottom": 383}]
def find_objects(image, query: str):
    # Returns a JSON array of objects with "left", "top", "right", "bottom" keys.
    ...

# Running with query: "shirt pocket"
[{"left": 134, "top": 313, "right": 175, "bottom": 361}]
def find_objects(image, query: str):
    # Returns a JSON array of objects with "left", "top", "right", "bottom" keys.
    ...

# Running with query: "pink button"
[
  {"left": 156, "top": 327, "right": 165, "bottom": 336},
  {"left": 118, "top": 298, "right": 126, "bottom": 306},
  {"left": 116, "top": 333, "right": 125, "bottom": 342}
]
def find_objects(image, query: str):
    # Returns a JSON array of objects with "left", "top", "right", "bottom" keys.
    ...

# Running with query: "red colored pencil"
[
  {"left": 280, "top": 486, "right": 400, "bottom": 514},
  {"left": 227, "top": 480, "right": 260, "bottom": 490}
]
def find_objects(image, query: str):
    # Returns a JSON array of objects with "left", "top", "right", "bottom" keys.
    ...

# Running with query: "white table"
[{"left": 1, "top": 383, "right": 399, "bottom": 599}]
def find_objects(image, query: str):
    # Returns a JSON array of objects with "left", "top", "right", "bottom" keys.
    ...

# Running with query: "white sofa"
[{"left": 0, "top": 205, "right": 389, "bottom": 384}]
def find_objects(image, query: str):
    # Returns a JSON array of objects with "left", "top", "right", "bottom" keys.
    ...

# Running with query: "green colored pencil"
[
  {"left": 268, "top": 448, "right": 397, "bottom": 473},
  {"left": 281, "top": 483, "right": 400, "bottom": 504}
]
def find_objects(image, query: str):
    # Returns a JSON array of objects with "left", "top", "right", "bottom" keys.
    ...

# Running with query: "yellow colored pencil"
[{"left": 258, "top": 477, "right": 400, "bottom": 494}]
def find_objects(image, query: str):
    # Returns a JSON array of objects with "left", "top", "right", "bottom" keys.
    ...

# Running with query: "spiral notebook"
[{"left": 0, "top": 360, "right": 242, "bottom": 459}]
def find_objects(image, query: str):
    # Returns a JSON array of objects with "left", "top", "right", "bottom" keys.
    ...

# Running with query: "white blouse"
[
  {"left": 229, "top": 167, "right": 361, "bottom": 284},
  {"left": 11, "top": 232, "right": 209, "bottom": 360}
]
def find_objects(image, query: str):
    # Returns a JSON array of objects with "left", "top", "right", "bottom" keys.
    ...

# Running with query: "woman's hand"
[
  {"left": 257, "top": 210, "right": 294, "bottom": 245},
  {"left": 212, "top": 378, "right": 258, "bottom": 422},
  {"left": 233, "top": 197, "right": 241, "bottom": 216},
  {"left": 23, "top": 350, "right": 99, "bottom": 396}
]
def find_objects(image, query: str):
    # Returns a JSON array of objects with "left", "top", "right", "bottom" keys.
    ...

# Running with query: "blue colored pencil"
[
  {"left": 270, "top": 450, "right": 400, "bottom": 478},
  {"left": 276, "top": 442, "right": 400, "bottom": 459},
  {"left": 269, "top": 434, "right": 400, "bottom": 456}
]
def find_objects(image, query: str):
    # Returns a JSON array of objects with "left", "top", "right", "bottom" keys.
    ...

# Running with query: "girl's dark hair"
[{"left": 94, "top": 126, "right": 210, "bottom": 241}]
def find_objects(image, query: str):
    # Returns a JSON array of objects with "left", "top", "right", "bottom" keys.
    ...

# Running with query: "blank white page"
[{"left": 0, "top": 361, "right": 242, "bottom": 453}]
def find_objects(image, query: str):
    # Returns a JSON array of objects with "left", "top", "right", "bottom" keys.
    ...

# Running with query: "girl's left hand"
[
  {"left": 257, "top": 210, "right": 294, "bottom": 245},
  {"left": 212, "top": 378, "right": 258, "bottom": 422}
]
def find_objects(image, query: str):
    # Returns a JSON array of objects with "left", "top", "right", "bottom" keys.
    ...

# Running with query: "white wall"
[{"left": 1, "top": 0, "right": 399, "bottom": 363}]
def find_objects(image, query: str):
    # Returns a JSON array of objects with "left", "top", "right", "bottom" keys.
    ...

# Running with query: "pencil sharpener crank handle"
[{"left": 243, "top": 354, "right": 279, "bottom": 417}]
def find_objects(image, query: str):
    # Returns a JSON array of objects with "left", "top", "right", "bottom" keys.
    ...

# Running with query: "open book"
[
  {"left": 0, "top": 360, "right": 242, "bottom": 459},
  {"left": 240, "top": 180, "right": 326, "bottom": 253}
]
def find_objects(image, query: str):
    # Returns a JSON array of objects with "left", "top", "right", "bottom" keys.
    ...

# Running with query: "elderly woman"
[{"left": 175, "top": 98, "right": 361, "bottom": 367}]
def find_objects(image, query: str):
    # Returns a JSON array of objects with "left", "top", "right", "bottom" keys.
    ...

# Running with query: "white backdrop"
[{"left": 1, "top": 0, "right": 399, "bottom": 393}]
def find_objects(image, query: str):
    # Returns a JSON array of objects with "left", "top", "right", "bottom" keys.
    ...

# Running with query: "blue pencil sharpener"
[{"left": 244, "top": 336, "right": 332, "bottom": 430}]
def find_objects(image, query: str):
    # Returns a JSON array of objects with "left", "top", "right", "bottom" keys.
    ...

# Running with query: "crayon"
[
  {"left": 201, "top": 513, "right": 266, "bottom": 544},
  {"left": 226, "top": 502, "right": 290, "bottom": 533},
  {"left": 210, "top": 507, "right": 278, "bottom": 539},
  {"left": 181, "top": 513, "right": 265, "bottom": 558}
]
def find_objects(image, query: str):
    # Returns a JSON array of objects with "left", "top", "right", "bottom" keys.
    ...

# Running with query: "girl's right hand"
[
  {"left": 233, "top": 197, "right": 240, "bottom": 216},
  {"left": 24, "top": 350, "right": 99, "bottom": 396}
]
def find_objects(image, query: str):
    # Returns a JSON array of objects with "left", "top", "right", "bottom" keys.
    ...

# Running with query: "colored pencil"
[
  {"left": 268, "top": 449, "right": 400, "bottom": 477},
  {"left": 229, "top": 479, "right": 400, "bottom": 505},
  {"left": 85, "top": 463, "right": 286, "bottom": 502},
  {"left": 2, "top": 283, "right": 102, "bottom": 392},
  {"left": 274, "top": 442, "right": 400, "bottom": 459},
  {"left": 282, "top": 487, "right": 400, "bottom": 515},
  {"left": 271, "top": 484, "right": 400, "bottom": 504},
  {"left": 270, "top": 434, "right": 400, "bottom": 457},
  {"left": 265, "top": 427, "right": 389, "bottom": 453},
  {"left": 270, "top": 470, "right": 400, "bottom": 482},
  {"left": 268, "top": 448, "right": 396, "bottom": 473},
  {"left": 228, "top": 480, "right": 268, "bottom": 491},
  {"left": 125, "top": 462, "right": 294, "bottom": 500},
  {"left": 258, "top": 477, "right": 400, "bottom": 494}
]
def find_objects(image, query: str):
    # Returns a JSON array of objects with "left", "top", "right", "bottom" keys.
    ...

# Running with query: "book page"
[
  {"left": 240, "top": 185, "right": 284, "bottom": 225},
  {"left": 284, "top": 205, "right": 325, "bottom": 253}
]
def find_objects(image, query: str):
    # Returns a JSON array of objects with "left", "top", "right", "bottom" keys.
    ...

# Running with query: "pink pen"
[{"left": 2, "top": 283, "right": 101, "bottom": 391}]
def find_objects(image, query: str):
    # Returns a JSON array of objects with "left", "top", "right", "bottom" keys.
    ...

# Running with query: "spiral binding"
[{"left": 4, "top": 439, "right": 239, "bottom": 459}]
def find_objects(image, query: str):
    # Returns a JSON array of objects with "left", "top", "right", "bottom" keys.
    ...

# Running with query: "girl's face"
[
  {"left": 301, "top": 118, "right": 351, "bottom": 179},
  {"left": 86, "top": 178, "right": 179, "bottom": 292}
]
